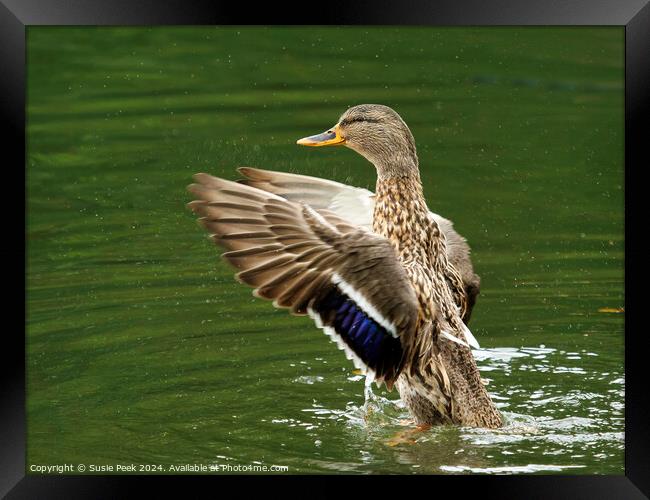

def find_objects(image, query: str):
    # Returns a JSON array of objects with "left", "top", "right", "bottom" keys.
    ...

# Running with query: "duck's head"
[{"left": 297, "top": 104, "right": 419, "bottom": 178}]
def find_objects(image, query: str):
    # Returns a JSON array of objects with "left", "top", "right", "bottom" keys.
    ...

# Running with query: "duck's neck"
[
  {"left": 372, "top": 171, "right": 432, "bottom": 258},
  {"left": 373, "top": 153, "right": 420, "bottom": 182}
]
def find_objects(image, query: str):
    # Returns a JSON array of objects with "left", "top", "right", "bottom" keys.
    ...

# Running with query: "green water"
[{"left": 26, "top": 27, "right": 624, "bottom": 474}]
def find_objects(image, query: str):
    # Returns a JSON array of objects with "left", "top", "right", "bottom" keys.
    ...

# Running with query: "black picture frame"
[{"left": 3, "top": 0, "right": 647, "bottom": 497}]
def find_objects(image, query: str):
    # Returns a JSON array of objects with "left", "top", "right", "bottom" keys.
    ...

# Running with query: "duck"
[{"left": 187, "top": 104, "right": 502, "bottom": 428}]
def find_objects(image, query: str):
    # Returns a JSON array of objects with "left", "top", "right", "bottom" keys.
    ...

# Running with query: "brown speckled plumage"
[
  {"left": 373, "top": 174, "right": 500, "bottom": 428},
  {"left": 188, "top": 103, "right": 502, "bottom": 428}
]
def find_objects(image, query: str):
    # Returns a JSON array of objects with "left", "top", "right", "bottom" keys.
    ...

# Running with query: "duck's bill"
[{"left": 296, "top": 125, "right": 345, "bottom": 147}]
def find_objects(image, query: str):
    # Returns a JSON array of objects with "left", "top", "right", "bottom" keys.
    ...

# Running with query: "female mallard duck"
[{"left": 187, "top": 104, "right": 502, "bottom": 428}]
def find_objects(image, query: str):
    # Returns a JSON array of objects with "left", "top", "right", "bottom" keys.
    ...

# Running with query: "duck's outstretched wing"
[
  {"left": 237, "top": 167, "right": 480, "bottom": 323},
  {"left": 237, "top": 167, "right": 375, "bottom": 229},
  {"left": 187, "top": 173, "right": 419, "bottom": 388},
  {"left": 429, "top": 213, "right": 481, "bottom": 324}
]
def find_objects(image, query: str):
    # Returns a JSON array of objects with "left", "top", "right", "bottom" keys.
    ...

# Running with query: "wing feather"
[
  {"left": 237, "top": 166, "right": 481, "bottom": 323},
  {"left": 188, "top": 173, "right": 419, "bottom": 386}
]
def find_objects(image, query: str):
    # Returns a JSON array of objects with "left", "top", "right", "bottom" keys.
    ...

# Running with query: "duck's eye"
[{"left": 340, "top": 117, "right": 380, "bottom": 127}]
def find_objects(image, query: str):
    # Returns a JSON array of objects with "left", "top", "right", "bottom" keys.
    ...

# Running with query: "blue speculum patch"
[{"left": 315, "top": 287, "right": 402, "bottom": 374}]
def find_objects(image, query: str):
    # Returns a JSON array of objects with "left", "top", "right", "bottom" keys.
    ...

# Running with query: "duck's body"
[
  {"left": 188, "top": 104, "right": 502, "bottom": 428},
  {"left": 373, "top": 175, "right": 501, "bottom": 427}
]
